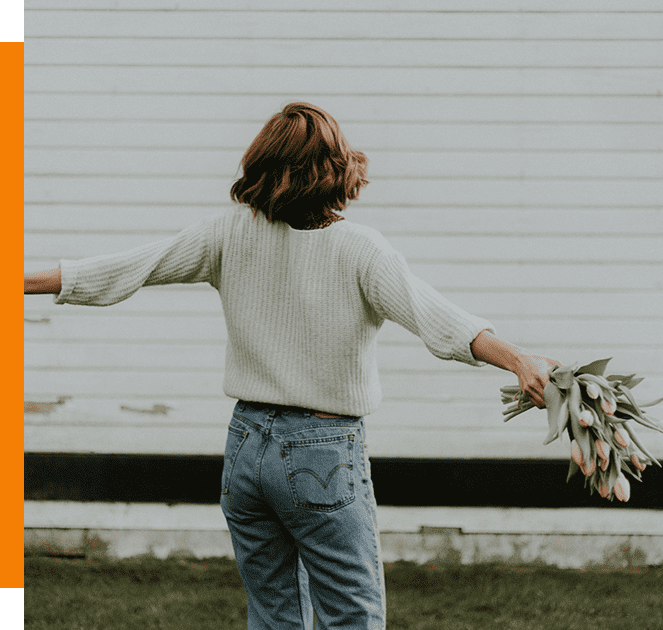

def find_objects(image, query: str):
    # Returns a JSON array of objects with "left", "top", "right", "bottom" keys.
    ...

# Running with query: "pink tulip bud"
[
  {"left": 571, "top": 440, "right": 584, "bottom": 467},
  {"left": 598, "top": 479, "right": 610, "bottom": 498},
  {"left": 585, "top": 383, "right": 601, "bottom": 400},
  {"left": 600, "top": 457, "right": 609, "bottom": 471},
  {"left": 631, "top": 454, "right": 646, "bottom": 472},
  {"left": 579, "top": 409, "right": 595, "bottom": 428},
  {"left": 614, "top": 474, "right": 630, "bottom": 502},
  {"left": 600, "top": 397, "right": 617, "bottom": 415},
  {"left": 595, "top": 440, "right": 610, "bottom": 462},
  {"left": 614, "top": 427, "right": 630, "bottom": 448},
  {"left": 580, "top": 458, "right": 596, "bottom": 477}
]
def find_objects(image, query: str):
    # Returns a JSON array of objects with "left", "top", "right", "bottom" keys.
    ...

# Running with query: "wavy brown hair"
[{"left": 230, "top": 103, "right": 368, "bottom": 229}]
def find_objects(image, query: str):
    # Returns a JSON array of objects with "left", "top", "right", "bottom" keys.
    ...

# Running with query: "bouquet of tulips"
[{"left": 501, "top": 358, "right": 663, "bottom": 502}]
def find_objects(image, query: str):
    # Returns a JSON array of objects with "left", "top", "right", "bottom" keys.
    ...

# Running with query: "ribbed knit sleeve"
[
  {"left": 54, "top": 217, "right": 221, "bottom": 307},
  {"left": 367, "top": 247, "right": 495, "bottom": 367}
]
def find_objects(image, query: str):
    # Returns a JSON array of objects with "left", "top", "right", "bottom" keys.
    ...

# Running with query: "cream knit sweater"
[{"left": 55, "top": 207, "right": 494, "bottom": 416}]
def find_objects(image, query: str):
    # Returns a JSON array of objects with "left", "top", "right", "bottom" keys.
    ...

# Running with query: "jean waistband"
[{"left": 238, "top": 400, "right": 357, "bottom": 419}]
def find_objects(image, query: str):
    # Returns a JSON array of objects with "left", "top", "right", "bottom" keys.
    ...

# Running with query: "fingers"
[
  {"left": 524, "top": 387, "right": 545, "bottom": 409},
  {"left": 520, "top": 371, "right": 549, "bottom": 409},
  {"left": 516, "top": 354, "right": 560, "bottom": 409},
  {"left": 526, "top": 386, "right": 546, "bottom": 409}
]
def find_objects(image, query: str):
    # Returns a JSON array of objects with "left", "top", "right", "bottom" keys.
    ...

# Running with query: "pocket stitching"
[
  {"left": 221, "top": 425, "right": 249, "bottom": 495},
  {"left": 282, "top": 433, "right": 355, "bottom": 512}
]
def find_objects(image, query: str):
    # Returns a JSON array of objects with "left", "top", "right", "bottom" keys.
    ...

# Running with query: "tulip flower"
[
  {"left": 579, "top": 409, "right": 595, "bottom": 427},
  {"left": 571, "top": 440, "right": 584, "bottom": 467},
  {"left": 630, "top": 454, "right": 646, "bottom": 472},
  {"left": 614, "top": 474, "right": 630, "bottom": 502},
  {"left": 600, "top": 396, "right": 617, "bottom": 415},
  {"left": 614, "top": 427, "right": 630, "bottom": 448},
  {"left": 580, "top": 458, "right": 595, "bottom": 477},
  {"left": 598, "top": 479, "right": 610, "bottom": 498},
  {"left": 585, "top": 382, "right": 601, "bottom": 400},
  {"left": 599, "top": 457, "right": 609, "bottom": 471},
  {"left": 595, "top": 440, "right": 610, "bottom": 461}
]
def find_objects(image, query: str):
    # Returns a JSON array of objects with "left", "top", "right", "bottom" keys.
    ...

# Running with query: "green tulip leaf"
[
  {"left": 608, "top": 374, "right": 644, "bottom": 389},
  {"left": 549, "top": 365, "right": 576, "bottom": 390},
  {"left": 576, "top": 358, "right": 612, "bottom": 377},
  {"left": 640, "top": 396, "right": 663, "bottom": 408},
  {"left": 566, "top": 460, "right": 580, "bottom": 482},
  {"left": 543, "top": 382, "right": 565, "bottom": 444},
  {"left": 618, "top": 385, "right": 644, "bottom": 417}
]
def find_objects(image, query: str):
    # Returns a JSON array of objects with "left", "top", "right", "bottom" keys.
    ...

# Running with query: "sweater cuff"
[
  {"left": 53, "top": 260, "right": 78, "bottom": 305},
  {"left": 454, "top": 319, "right": 496, "bottom": 367}
]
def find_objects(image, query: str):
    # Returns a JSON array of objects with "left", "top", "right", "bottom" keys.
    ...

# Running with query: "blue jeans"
[{"left": 220, "top": 400, "right": 386, "bottom": 629}]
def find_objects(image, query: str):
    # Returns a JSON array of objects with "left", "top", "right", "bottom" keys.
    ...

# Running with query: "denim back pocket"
[
  {"left": 282, "top": 433, "right": 355, "bottom": 512},
  {"left": 221, "top": 424, "right": 249, "bottom": 495}
]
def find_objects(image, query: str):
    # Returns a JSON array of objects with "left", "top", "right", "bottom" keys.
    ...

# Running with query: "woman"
[{"left": 25, "top": 102, "right": 558, "bottom": 630}]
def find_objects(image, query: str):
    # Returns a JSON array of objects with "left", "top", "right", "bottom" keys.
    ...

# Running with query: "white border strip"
[
  {"left": 0, "top": 589, "right": 23, "bottom": 630},
  {"left": 1, "top": 0, "right": 23, "bottom": 42}
]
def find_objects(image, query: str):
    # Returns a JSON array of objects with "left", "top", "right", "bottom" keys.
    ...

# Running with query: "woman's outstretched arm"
[
  {"left": 470, "top": 329, "right": 561, "bottom": 409},
  {"left": 24, "top": 269, "right": 62, "bottom": 294}
]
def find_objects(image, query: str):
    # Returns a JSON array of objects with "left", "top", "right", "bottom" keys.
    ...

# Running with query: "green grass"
[{"left": 25, "top": 556, "right": 663, "bottom": 630}]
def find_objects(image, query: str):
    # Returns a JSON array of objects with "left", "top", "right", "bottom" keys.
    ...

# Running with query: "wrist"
[
  {"left": 511, "top": 352, "right": 529, "bottom": 377},
  {"left": 471, "top": 330, "right": 524, "bottom": 374}
]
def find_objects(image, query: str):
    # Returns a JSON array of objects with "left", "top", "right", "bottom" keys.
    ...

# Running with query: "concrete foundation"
[{"left": 24, "top": 501, "right": 663, "bottom": 569}]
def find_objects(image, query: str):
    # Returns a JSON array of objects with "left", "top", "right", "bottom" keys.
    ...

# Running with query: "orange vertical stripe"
[{"left": 0, "top": 41, "right": 24, "bottom": 588}]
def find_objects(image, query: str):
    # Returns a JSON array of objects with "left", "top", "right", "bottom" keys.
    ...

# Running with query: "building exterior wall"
[{"left": 24, "top": 1, "right": 663, "bottom": 459}]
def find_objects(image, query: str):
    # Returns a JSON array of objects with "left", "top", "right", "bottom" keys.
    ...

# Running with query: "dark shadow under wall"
[{"left": 24, "top": 453, "right": 663, "bottom": 508}]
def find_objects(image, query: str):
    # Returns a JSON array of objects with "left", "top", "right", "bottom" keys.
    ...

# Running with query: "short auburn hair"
[{"left": 230, "top": 102, "right": 368, "bottom": 228}]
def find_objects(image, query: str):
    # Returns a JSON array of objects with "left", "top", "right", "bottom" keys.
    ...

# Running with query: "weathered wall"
[{"left": 24, "top": 1, "right": 663, "bottom": 459}]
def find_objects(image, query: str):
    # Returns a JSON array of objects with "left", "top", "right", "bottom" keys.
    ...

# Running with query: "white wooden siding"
[{"left": 24, "top": 1, "right": 663, "bottom": 458}]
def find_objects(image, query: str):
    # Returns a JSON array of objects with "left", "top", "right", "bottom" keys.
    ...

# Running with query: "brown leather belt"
[{"left": 240, "top": 400, "right": 348, "bottom": 419}]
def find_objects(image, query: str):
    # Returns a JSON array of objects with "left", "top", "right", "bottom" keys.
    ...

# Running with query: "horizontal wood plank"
[
  {"left": 24, "top": 11, "right": 663, "bottom": 40},
  {"left": 24, "top": 206, "right": 663, "bottom": 236},
  {"left": 23, "top": 366, "right": 663, "bottom": 402},
  {"left": 22, "top": 308, "right": 663, "bottom": 345},
  {"left": 24, "top": 397, "right": 514, "bottom": 428},
  {"left": 25, "top": 66, "right": 663, "bottom": 96},
  {"left": 23, "top": 395, "right": 663, "bottom": 429},
  {"left": 24, "top": 94, "right": 663, "bottom": 124},
  {"left": 23, "top": 340, "right": 663, "bottom": 377},
  {"left": 23, "top": 423, "right": 663, "bottom": 459},
  {"left": 25, "top": 39, "right": 663, "bottom": 68},
  {"left": 24, "top": 175, "right": 663, "bottom": 207},
  {"left": 23, "top": 1, "right": 663, "bottom": 12},
  {"left": 25, "top": 121, "right": 663, "bottom": 152},
  {"left": 23, "top": 286, "right": 663, "bottom": 318},
  {"left": 364, "top": 426, "right": 663, "bottom": 459},
  {"left": 25, "top": 149, "right": 663, "bottom": 180},
  {"left": 23, "top": 260, "right": 663, "bottom": 291},
  {"left": 24, "top": 231, "right": 663, "bottom": 263}
]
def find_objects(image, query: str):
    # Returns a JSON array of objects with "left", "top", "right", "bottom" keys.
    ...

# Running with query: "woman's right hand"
[
  {"left": 514, "top": 354, "right": 562, "bottom": 409},
  {"left": 470, "top": 330, "right": 562, "bottom": 409}
]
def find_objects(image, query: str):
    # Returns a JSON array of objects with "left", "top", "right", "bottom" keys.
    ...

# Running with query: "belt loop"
[{"left": 268, "top": 407, "right": 277, "bottom": 418}]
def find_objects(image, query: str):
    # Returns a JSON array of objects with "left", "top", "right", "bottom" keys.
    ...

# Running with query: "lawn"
[{"left": 24, "top": 555, "right": 663, "bottom": 630}]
